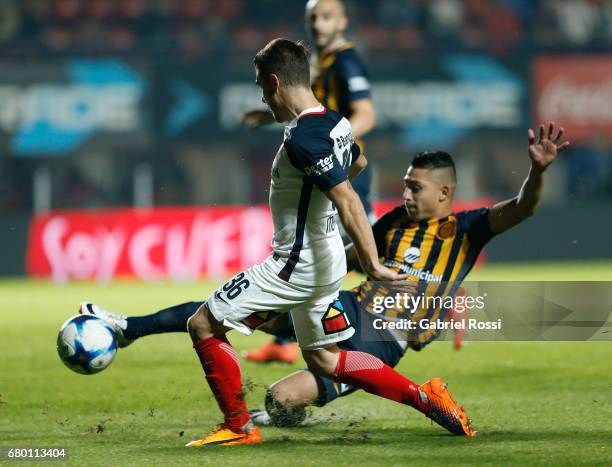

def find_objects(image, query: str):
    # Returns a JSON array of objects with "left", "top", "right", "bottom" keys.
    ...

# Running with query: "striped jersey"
[
  {"left": 312, "top": 40, "right": 371, "bottom": 121},
  {"left": 355, "top": 205, "right": 497, "bottom": 350},
  {"left": 268, "top": 104, "right": 360, "bottom": 286}
]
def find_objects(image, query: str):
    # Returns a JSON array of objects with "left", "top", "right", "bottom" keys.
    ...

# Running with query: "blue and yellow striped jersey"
[
  {"left": 355, "top": 205, "right": 497, "bottom": 349},
  {"left": 312, "top": 41, "right": 371, "bottom": 122}
]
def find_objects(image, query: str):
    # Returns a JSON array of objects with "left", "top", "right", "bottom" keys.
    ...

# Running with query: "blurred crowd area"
[
  {"left": 0, "top": 0, "right": 611, "bottom": 59},
  {"left": 3, "top": 132, "right": 612, "bottom": 214},
  {"left": 1, "top": 0, "right": 612, "bottom": 215}
]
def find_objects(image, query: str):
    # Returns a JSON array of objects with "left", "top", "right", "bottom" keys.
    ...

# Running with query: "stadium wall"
[
  {"left": 2, "top": 202, "right": 609, "bottom": 279},
  {"left": 0, "top": 214, "right": 29, "bottom": 276},
  {"left": 485, "top": 201, "right": 612, "bottom": 263}
]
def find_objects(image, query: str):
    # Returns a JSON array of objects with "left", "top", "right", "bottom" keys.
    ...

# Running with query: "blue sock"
[{"left": 124, "top": 301, "right": 204, "bottom": 340}]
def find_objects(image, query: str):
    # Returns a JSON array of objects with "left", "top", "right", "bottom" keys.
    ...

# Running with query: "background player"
[
  {"left": 81, "top": 122, "right": 567, "bottom": 434},
  {"left": 243, "top": 0, "right": 377, "bottom": 363}
]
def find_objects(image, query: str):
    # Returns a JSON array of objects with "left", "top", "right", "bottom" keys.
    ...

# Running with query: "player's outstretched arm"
[
  {"left": 488, "top": 121, "right": 570, "bottom": 234},
  {"left": 242, "top": 109, "right": 276, "bottom": 129},
  {"left": 327, "top": 181, "right": 406, "bottom": 281}
]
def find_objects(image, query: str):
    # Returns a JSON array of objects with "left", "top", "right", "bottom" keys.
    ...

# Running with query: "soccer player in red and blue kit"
[
  {"left": 82, "top": 38, "right": 478, "bottom": 447},
  {"left": 243, "top": 0, "right": 378, "bottom": 364}
]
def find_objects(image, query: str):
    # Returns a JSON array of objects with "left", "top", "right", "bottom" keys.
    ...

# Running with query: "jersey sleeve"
[
  {"left": 457, "top": 208, "right": 496, "bottom": 249},
  {"left": 371, "top": 206, "right": 406, "bottom": 256},
  {"left": 284, "top": 128, "right": 348, "bottom": 192},
  {"left": 350, "top": 142, "right": 361, "bottom": 164},
  {"left": 335, "top": 50, "right": 371, "bottom": 102}
]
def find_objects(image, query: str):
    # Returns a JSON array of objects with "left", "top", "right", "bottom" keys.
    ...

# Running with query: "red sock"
[
  {"left": 333, "top": 350, "right": 430, "bottom": 414},
  {"left": 193, "top": 336, "right": 250, "bottom": 432}
]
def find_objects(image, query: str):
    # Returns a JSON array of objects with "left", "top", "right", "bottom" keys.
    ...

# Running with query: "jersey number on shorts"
[{"left": 221, "top": 272, "right": 251, "bottom": 300}]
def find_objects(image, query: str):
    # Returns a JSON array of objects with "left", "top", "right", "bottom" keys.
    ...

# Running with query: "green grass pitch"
[{"left": 1, "top": 261, "right": 611, "bottom": 466}]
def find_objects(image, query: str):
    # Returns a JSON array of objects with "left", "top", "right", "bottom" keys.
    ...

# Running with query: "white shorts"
[{"left": 206, "top": 255, "right": 355, "bottom": 350}]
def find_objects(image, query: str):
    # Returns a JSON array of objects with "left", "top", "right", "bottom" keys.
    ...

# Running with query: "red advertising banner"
[
  {"left": 27, "top": 206, "right": 274, "bottom": 282},
  {"left": 534, "top": 57, "right": 612, "bottom": 144},
  {"left": 26, "top": 200, "right": 489, "bottom": 282}
]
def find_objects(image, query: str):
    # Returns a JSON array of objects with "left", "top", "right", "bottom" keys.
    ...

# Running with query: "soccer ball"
[{"left": 57, "top": 315, "right": 117, "bottom": 375}]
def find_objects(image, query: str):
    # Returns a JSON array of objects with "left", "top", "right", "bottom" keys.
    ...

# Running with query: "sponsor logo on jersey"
[
  {"left": 304, "top": 155, "right": 334, "bottom": 176},
  {"left": 322, "top": 300, "right": 351, "bottom": 334},
  {"left": 384, "top": 259, "right": 443, "bottom": 283},
  {"left": 335, "top": 133, "right": 354, "bottom": 149},
  {"left": 403, "top": 246, "right": 421, "bottom": 264}
]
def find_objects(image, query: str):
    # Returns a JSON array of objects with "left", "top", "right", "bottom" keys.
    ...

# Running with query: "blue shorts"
[{"left": 314, "top": 291, "right": 404, "bottom": 407}]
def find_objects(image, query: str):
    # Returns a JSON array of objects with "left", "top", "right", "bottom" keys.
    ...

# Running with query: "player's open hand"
[
  {"left": 528, "top": 122, "right": 570, "bottom": 170},
  {"left": 367, "top": 264, "right": 409, "bottom": 282}
]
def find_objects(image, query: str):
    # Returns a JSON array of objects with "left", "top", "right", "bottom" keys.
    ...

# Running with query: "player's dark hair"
[
  {"left": 254, "top": 38, "right": 311, "bottom": 87},
  {"left": 411, "top": 151, "right": 457, "bottom": 182}
]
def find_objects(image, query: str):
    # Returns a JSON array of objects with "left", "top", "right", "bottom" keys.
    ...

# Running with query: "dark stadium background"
[
  {"left": 1, "top": 4, "right": 611, "bottom": 465},
  {"left": 1, "top": 0, "right": 612, "bottom": 278}
]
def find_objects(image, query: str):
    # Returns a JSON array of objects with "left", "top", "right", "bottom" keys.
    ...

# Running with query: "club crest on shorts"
[{"left": 322, "top": 300, "right": 351, "bottom": 334}]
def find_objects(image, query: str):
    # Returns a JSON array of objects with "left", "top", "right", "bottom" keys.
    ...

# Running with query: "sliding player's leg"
[
  {"left": 304, "top": 344, "right": 475, "bottom": 435},
  {"left": 79, "top": 297, "right": 296, "bottom": 352},
  {"left": 292, "top": 293, "right": 476, "bottom": 436},
  {"left": 78, "top": 301, "right": 203, "bottom": 347},
  {"left": 251, "top": 294, "right": 404, "bottom": 427},
  {"left": 292, "top": 293, "right": 428, "bottom": 410}
]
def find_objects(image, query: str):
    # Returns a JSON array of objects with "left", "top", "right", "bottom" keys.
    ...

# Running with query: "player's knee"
[
  {"left": 302, "top": 348, "right": 339, "bottom": 378},
  {"left": 264, "top": 390, "right": 306, "bottom": 427},
  {"left": 187, "top": 303, "right": 213, "bottom": 340},
  {"left": 268, "top": 382, "right": 300, "bottom": 404}
]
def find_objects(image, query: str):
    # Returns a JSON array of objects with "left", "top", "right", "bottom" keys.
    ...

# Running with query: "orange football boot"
[
  {"left": 243, "top": 341, "right": 298, "bottom": 363},
  {"left": 185, "top": 424, "right": 262, "bottom": 447},
  {"left": 419, "top": 377, "right": 476, "bottom": 436}
]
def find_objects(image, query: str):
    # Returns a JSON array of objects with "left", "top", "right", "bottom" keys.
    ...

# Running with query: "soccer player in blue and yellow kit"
[
  {"left": 243, "top": 0, "right": 377, "bottom": 363},
  {"left": 80, "top": 122, "right": 569, "bottom": 436},
  {"left": 248, "top": 123, "right": 570, "bottom": 428}
]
